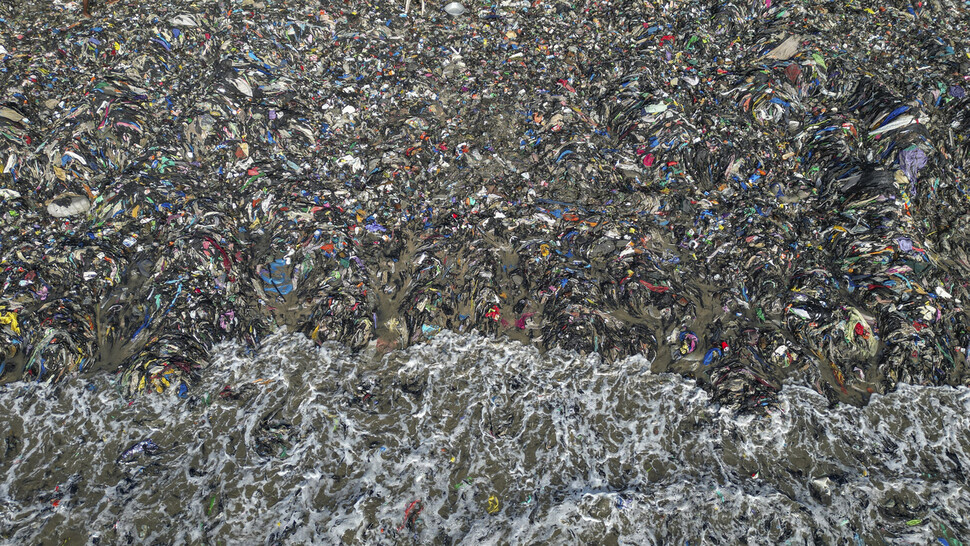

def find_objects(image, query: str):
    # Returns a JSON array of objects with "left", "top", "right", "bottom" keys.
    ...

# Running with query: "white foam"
[{"left": 0, "top": 332, "right": 966, "bottom": 543}]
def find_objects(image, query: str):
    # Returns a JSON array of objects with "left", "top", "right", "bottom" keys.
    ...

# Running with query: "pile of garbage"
[{"left": 1, "top": 0, "right": 969, "bottom": 410}]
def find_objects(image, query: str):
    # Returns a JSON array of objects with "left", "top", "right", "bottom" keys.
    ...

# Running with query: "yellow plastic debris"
[{"left": 0, "top": 311, "right": 21, "bottom": 335}]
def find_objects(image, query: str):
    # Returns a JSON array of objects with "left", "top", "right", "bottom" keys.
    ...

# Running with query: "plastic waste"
[
  {"left": 443, "top": 2, "right": 466, "bottom": 16},
  {"left": 0, "top": 0, "right": 966, "bottom": 413},
  {"left": 47, "top": 194, "right": 91, "bottom": 218}
]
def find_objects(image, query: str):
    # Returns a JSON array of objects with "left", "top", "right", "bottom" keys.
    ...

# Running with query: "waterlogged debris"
[
  {"left": 764, "top": 35, "right": 801, "bottom": 60},
  {"left": 0, "top": 0, "right": 966, "bottom": 416},
  {"left": 810, "top": 476, "right": 835, "bottom": 504},
  {"left": 170, "top": 14, "right": 199, "bottom": 27},
  {"left": 868, "top": 114, "right": 917, "bottom": 136},
  {"left": 260, "top": 259, "right": 294, "bottom": 296},
  {"left": 0, "top": 108, "right": 25, "bottom": 124},
  {"left": 0, "top": 311, "right": 21, "bottom": 335},
  {"left": 443, "top": 2, "right": 466, "bottom": 16},
  {"left": 117, "top": 439, "right": 159, "bottom": 464},
  {"left": 46, "top": 194, "right": 91, "bottom": 218},
  {"left": 230, "top": 77, "right": 253, "bottom": 98},
  {"left": 899, "top": 147, "right": 928, "bottom": 183},
  {"left": 398, "top": 500, "right": 423, "bottom": 532}
]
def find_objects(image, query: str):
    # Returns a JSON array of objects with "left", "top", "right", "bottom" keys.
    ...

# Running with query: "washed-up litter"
[
  {"left": 117, "top": 438, "right": 159, "bottom": 464},
  {"left": 46, "top": 194, "right": 90, "bottom": 218},
  {"left": 0, "top": 0, "right": 968, "bottom": 412},
  {"left": 443, "top": 2, "right": 467, "bottom": 16}
]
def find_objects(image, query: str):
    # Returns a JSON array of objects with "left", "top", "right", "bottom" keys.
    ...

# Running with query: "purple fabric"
[
  {"left": 897, "top": 237, "right": 913, "bottom": 252},
  {"left": 898, "top": 147, "right": 928, "bottom": 183},
  {"left": 951, "top": 85, "right": 966, "bottom": 99}
]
